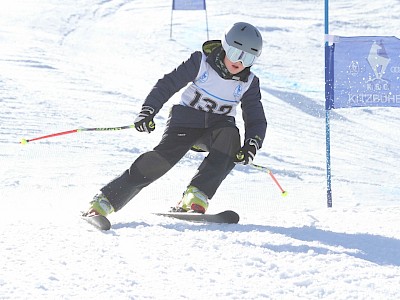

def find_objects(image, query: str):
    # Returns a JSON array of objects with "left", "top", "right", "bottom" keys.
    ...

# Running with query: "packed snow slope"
[{"left": 1, "top": 0, "right": 400, "bottom": 299}]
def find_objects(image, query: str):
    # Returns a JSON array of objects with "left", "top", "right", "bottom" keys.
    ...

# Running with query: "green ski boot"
[
  {"left": 86, "top": 193, "right": 114, "bottom": 217},
  {"left": 178, "top": 186, "right": 209, "bottom": 214}
]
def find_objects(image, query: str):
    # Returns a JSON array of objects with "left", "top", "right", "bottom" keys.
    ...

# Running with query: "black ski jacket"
[{"left": 143, "top": 40, "right": 267, "bottom": 147}]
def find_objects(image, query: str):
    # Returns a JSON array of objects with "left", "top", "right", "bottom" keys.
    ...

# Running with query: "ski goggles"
[{"left": 222, "top": 41, "right": 257, "bottom": 67}]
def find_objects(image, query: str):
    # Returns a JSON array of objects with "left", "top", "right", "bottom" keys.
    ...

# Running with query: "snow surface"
[{"left": 1, "top": 0, "right": 400, "bottom": 299}]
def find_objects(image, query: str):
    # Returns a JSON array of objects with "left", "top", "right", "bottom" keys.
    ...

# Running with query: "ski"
[
  {"left": 82, "top": 210, "right": 239, "bottom": 230},
  {"left": 155, "top": 210, "right": 240, "bottom": 224},
  {"left": 82, "top": 214, "right": 111, "bottom": 231}
]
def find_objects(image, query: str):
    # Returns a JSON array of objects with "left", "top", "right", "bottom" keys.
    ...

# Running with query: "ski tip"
[
  {"left": 82, "top": 214, "right": 112, "bottom": 231},
  {"left": 220, "top": 210, "right": 240, "bottom": 224}
]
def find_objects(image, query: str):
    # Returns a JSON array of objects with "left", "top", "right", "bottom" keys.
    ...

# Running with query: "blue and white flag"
[
  {"left": 172, "top": 0, "right": 206, "bottom": 10},
  {"left": 327, "top": 36, "right": 400, "bottom": 109}
]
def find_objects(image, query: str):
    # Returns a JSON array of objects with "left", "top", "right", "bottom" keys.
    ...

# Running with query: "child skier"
[{"left": 85, "top": 22, "right": 267, "bottom": 217}]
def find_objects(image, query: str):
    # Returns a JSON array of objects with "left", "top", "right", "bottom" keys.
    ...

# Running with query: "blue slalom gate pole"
[{"left": 325, "top": 0, "right": 333, "bottom": 207}]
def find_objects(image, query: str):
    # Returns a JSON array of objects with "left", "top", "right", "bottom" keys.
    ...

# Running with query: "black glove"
[
  {"left": 134, "top": 105, "right": 156, "bottom": 133},
  {"left": 234, "top": 137, "right": 261, "bottom": 165}
]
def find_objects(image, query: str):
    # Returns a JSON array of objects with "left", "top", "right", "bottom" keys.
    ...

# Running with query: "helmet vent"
[{"left": 234, "top": 41, "right": 243, "bottom": 46}]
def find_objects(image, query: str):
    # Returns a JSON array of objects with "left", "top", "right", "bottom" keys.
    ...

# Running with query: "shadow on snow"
[
  {"left": 247, "top": 224, "right": 400, "bottom": 267},
  {"left": 112, "top": 220, "right": 400, "bottom": 267}
]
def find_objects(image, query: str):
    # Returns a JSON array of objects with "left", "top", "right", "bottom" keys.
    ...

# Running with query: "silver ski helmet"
[{"left": 222, "top": 22, "right": 263, "bottom": 67}]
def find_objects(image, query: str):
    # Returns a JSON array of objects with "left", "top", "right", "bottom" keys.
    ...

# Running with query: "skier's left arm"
[{"left": 235, "top": 76, "right": 267, "bottom": 165}]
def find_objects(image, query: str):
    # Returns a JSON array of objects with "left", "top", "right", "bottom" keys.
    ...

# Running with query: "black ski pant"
[{"left": 101, "top": 125, "right": 241, "bottom": 212}]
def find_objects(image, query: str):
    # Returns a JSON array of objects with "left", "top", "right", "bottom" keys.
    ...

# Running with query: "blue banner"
[
  {"left": 172, "top": 0, "right": 206, "bottom": 10},
  {"left": 328, "top": 36, "right": 400, "bottom": 109}
]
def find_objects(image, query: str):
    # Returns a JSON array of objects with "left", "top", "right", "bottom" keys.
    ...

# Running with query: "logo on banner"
[
  {"left": 365, "top": 41, "right": 391, "bottom": 91},
  {"left": 367, "top": 41, "right": 390, "bottom": 80},
  {"left": 348, "top": 41, "right": 391, "bottom": 91},
  {"left": 348, "top": 61, "right": 361, "bottom": 76}
]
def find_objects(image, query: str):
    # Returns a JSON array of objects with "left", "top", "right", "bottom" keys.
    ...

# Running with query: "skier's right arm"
[{"left": 142, "top": 51, "right": 202, "bottom": 114}]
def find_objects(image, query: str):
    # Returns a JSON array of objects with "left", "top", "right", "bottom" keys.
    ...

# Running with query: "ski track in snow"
[{"left": 1, "top": 0, "right": 400, "bottom": 299}]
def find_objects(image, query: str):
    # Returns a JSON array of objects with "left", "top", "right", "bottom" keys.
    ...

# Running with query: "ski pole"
[
  {"left": 250, "top": 163, "right": 288, "bottom": 196},
  {"left": 20, "top": 124, "right": 135, "bottom": 144}
]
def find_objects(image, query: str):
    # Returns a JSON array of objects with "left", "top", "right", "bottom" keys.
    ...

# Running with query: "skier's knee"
[{"left": 130, "top": 151, "right": 172, "bottom": 181}]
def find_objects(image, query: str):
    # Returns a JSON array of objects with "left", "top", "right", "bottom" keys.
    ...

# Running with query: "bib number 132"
[{"left": 189, "top": 90, "right": 233, "bottom": 115}]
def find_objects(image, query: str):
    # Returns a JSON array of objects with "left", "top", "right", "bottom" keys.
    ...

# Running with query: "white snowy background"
[{"left": 1, "top": 0, "right": 400, "bottom": 299}]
